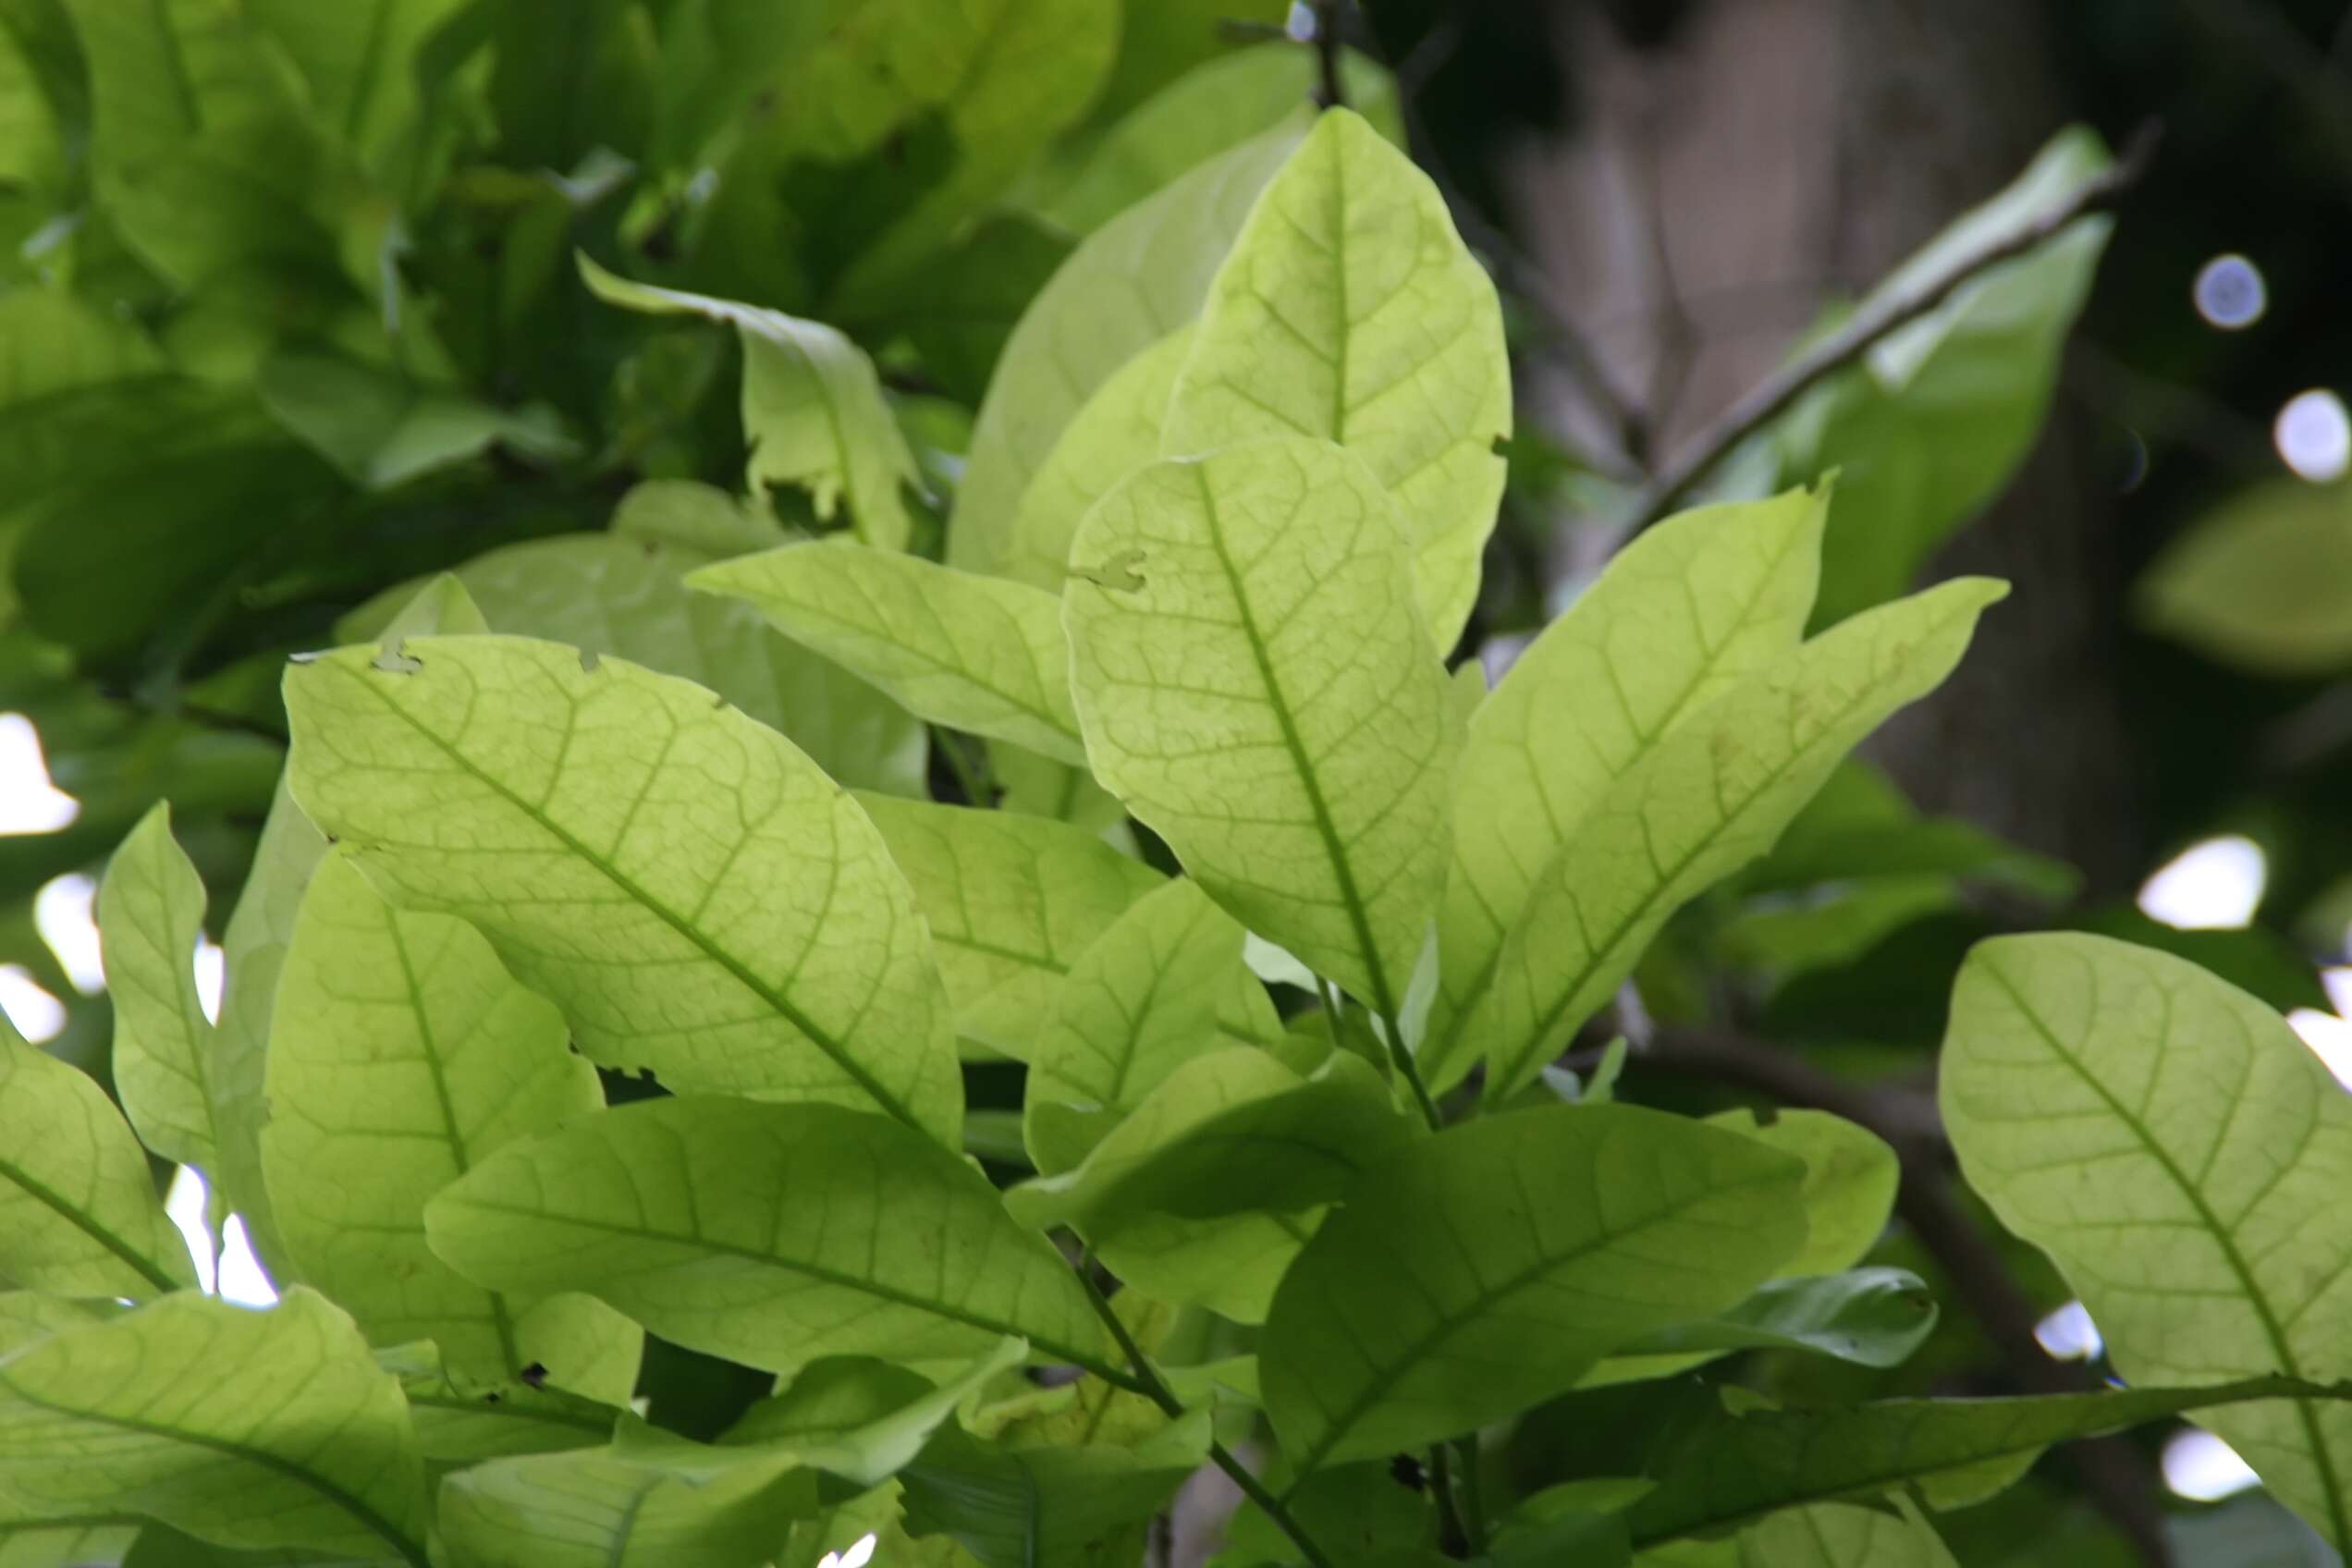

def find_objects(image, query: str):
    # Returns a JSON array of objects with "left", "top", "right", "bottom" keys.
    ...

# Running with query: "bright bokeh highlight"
[
  {"left": 0, "top": 714, "right": 78, "bottom": 834},
  {"left": 2163, "top": 1428, "right": 2263, "bottom": 1501},
  {"left": 34, "top": 873, "right": 104, "bottom": 994},
  {"left": 2193, "top": 253, "right": 2267, "bottom": 328},
  {"left": 2034, "top": 1299, "right": 2103, "bottom": 1362},
  {"left": 2138, "top": 835, "right": 2266, "bottom": 930},
  {"left": 0, "top": 965, "right": 66, "bottom": 1042},
  {"left": 2274, "top": 389, "right": 2352, "bottom": 482},
  {"left": 165, "top": 1166, "right": 279, "bottom": 1308}
]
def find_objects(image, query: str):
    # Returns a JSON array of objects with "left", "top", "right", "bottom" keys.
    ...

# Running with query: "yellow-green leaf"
[
  {"left": 283, "top": 635, "right": 962, "bottom": 1144},
  {"left": 262, "top": 851, "right": 643, "bottom": 1401},
  {"left": 1063, "top": 438, "right": 1460, "bottom": 1021},
  {"left": 96, "top": 802, "right": 220, "bottom": 1172},
  {"left": 1163, "top": 108, "right": 1510, "bottom": 649}
]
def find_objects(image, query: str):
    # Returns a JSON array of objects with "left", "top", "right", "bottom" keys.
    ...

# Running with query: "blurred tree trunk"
[{"left": 1505, "top": 0, "right": 2141, "bottom": 895}]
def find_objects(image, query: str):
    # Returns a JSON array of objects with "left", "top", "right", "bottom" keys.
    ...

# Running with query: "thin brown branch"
[
  {"left": 1310, "top": 2, "right": 1346, "bottom": 108},
  {"left": 1621, "top": 122, "right": 2161, "bottom": 535}
]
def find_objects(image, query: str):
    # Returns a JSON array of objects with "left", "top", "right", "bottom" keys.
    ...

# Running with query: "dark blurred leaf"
[
  {"left": 258, "top": 350, "right": 576, "bottom": 489},
  {"left": 2138, "top": 480, "right": 2352, "bottom": 676}
]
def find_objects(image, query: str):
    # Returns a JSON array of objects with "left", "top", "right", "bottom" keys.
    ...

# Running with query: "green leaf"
[
  {"left": 0, "top": 1289, "right": 430, "bottom": 1564},
  {"left": 1064, "top": 438, "right": 1461, "bottom": 1021},
  {"left": 899, "top": 1406, "right": 1210, "bottom": 1568},
  {"left": 257, "top": 352, "right": 577, "bottom": 491},
  {"left": 1639, "top": 1503, "right": 1957, "bottom": 1568},
  {"left": 749, "top": 0, "right": 1120, "bottom": 315},
  {"left": 423, "top": 1096, "right": 1108, "bottom": 1378},
  {"left": 435, "top": 1420, "right": 817, "bottom": 1568},
  {"left": 378, "top": 1341, "right": 620, "bottom": 1464},
  {"left": 241, "top": 0, "right": 472, "bottom": 170},
  {"left": 1039, "top": 47, "right": 1396, "bottom": 237},
  {"left": 1774, "top": 128, "right": 2112, "bottom": 625},
  {"left": 2136, "top": 480, "right": 2352, "bottom": 675},
  {"left": 1000, "top": 327, "right": 1193, "bottom": 594},
  {"left": 580, "top": 257, "right": 921, "bottom": 551},
  {"left": 1419, "top": 485, "right": 1827, "bottom": 1091},
  {"left": 283, "top": 634, "right": 962, "bottom": 1142},
  {"left": 950, "top": 127, "right": 1303, "bottom": 576},
  {"left": 339, "top": 520, "right": 925, "bottom": 799},
  {"left": 211, "top": 774, "right": 333, "bottom": 1283},
  {"left": 1260, "top": 1104, "right": 1807, "bottom": 1472},
  {"left": 1623, "top": 1374, "right": 2346, "bottom": 1549},
  {"left": 690, "top": 542, "right": 1087, "bottom": 766},
  {"left": 96, "top": 802, "right": 219, "bottom": 1173},
  {"left": 854, "top": 795, "right": 1159, "bottom": 1055},
  {"left": 1165, "top": 108, "right": 1510, "bottom": 649},
  {"left": 0, "top": 1022, "right": 193, "bottom": 1298},
  {"left": 1712, "top": 1109, "right": 1900, "bottom": 1280},
  {"left": 1475, "top": 577, "right": 2005, "bottom": 1099},
  {"left": 261, "top": 851, "right": 642, "bottom": 1401},
  {"left": 0, "top": 1520, "right": 136, "bottom": 1568},
  {"left": 1607, "top": 1268, "right": 1938, "bottom": 1371},
  {"left": 1011, "top": 1048, "right": 1412, "bottom": 1239},
  {"left": 1942, "top": 933, "right": 2352, "bottom": 1550},
  {"left": 721, "top": 1339, "right": 1027, "bottom": 1489},
  {"left": 1018, "top": 877, "right": 1285, "bottom": 1170}
]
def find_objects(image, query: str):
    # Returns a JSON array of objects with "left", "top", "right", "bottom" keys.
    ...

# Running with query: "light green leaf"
[
  {"left": 1040, "top": 47, "right": 1396, "bottom": 237},
  {"left": 284, "top": 635, "right": 961, "bottom": 1142},
  {"left": 899, "top": 1406, "right": 1210, "bottom": 1568},
  {"left": 1019, "top": 877, "right": 1283, "bottom": 1170},
  {"left": 262, "top": 851, "right": 642, "bottom": 1401},
  {"left": 690, "top": 541, "right": 1087, "bottom": 765},
  {"left": 722, "top": 1339, "right": 1027, "bottom": 1489},
  {"left": 423, "top": 1097, "right": 1107, "bottom": 1378},
  {"left": 1000, "top": 327, "right": 1193, "bottom": 594},
  {"left": 950, "top": 127, "right": 1303, "bottom": 575},
  {"left": 1639, "top": 1503, "right": 1957, "bottom": 1568},
  {"left": 1623, "top": 1373, "right": 2344, "bottom": 1549},
  {"left": 1942, "top": 933, "right": 2352, "bottom": 1550},
  {"left": 96, "top": 802, "right": 219, "bottom": 1173},
  {"left": 0, "top": 1296, "right": 121, "bottom": 1359},
  {"left": 0, "top": 1520, "right": 137, "bottom": 1568},
  {"left": 581, "top": 257, "right": 920, "bottom": 551},
  {"left": 1260, "top": 1104, "right": 1807, "bottom": 1472},
  {"left": 1165, "top": 109, "right": 1510, "bottom": 649},
  {"left": 1011, "top": 1049, "right": 1410, "bottom": 1240},
  {"left": 855, "top": 795, "right": 1158, "bottom": 1055},
  {"left": 2136, "top": 480, "right": 2352, "bottom": 675},
  {"left": 257, "top": 352, "right": 576, "bottom": 491},
  {"left": 1476, "top": 577, "right": 2005, "bottom": 1099},
  {"left": 435, "top": 1420, "right": 817, "bottom": 1568},
  {"left": 1419, "top": 485, "right": 1827, "bottom": 1090},
  {"left": 211, "top": 774, "right": 333, "bottom": 1284},
  {"left": 1063, "top": 438, "right": 1461, "bottom": 1020},
  {"left": 1712, "top": 1109, "right": 1900, "bottom": 1279},
  {"left": 0, "top": 1023, "right": 193, "bottom": 1298},
  {"left": 0, "top": 1289, "right": 430, "bottom": 1564},
  {"left": 339, "top": 521, "right": 925, "bottom": 799},
  {"left": 1775, "top": 128, "right": 2112, "bottom": 624},
  {"left": 378, "top": 1341, "right": 619, "bottom": 1464}
]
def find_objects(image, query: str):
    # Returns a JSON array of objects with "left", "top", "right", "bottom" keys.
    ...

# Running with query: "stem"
[
  {"left": 1383, "top": 1011, "right": 1443, "bottom": 1132},
  {"left": 1427, "top": 1443, "right": 1470, "bottom": 1557},
  {"left": 1309, "top": 1, "right": 1346, "bottom": 108},
  {"left": 1454, "top": 1437, "right": 1488, "bottom": 1552},
  {"left": 1619, "top": 120, "right": 2160, "bottom": 535},
  {"left": 1072, "top": 1263, "right": 1339, "bottom": 1568}
]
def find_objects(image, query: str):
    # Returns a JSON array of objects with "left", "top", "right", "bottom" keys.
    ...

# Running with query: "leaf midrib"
[
  {"left": 0, "top": 1150, "right": 182, "bottom": 1295},
  {"left": 1981, "top": 961, "right": 2351, "bottom": 1549},
  {"left": 443, "top": 1194, "right": 1113, "bottom": 1379},
  {"left": 331, "top": 659, "right": 924, "bottom": 1133},
  {"left": 1488, "top": 602, "right": 1970, "bottom": 1093},
  {"left": 1189, "top": 462, "right": 1399, "bottom": 1020},
  {"left": 1287, "top": 1166, "right": 1790, "bottom": 1478},
  {"left": 0, "top": 1374, "right": 428, "bottom": 1567}
]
